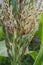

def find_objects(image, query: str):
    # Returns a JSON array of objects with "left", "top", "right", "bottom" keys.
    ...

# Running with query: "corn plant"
[{"left": 0, "top": 0, "right": 43, "bottom": 65}]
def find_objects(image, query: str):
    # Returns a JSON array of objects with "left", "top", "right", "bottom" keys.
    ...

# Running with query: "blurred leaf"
[
  {"left": 0, "top": 56, "right": 3, "bottom": 61},
  {"left": 0, "top": 57, "right": 11, "bottom": 65},
  {"left": 28, "top": 51, "right": 38, "bottom": 60},
  {"left": 39, "top": 13, "right": 43, "bottom": 46},
  {"left": 0, "top": 26, "right": 3, "bottom": 41},
  {"left": 41, "top": 62, "right": 43, "bottom": 65},
  {"left": 30, "top": 0, "right": 33, "bottom": 3},
  {"left": 33, "top": 46, "right": 43, "bottom": 65},
  {"left": 0, "top": 40, "right": 8, "bottom": 57},
  {"left": 33, "top": 13, "right": 43, "bottom": 65}
]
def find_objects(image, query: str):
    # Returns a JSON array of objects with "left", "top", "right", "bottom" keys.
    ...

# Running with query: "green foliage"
[
  {"left": 40, "top": 13, "right": 43, "bottom": 46},
  {"left": 29, "top": 36, "right": 40, "bottom": 52},
  {"left": 33, "top": 13, "right": 43, "bottom": 65},
  {"left": 0, "top": 57, "right": 11, "bottom": 65},
  {"left": 0, "top": 26, "right": 3, "bottom": 41},
  {"left": 28, "top": 51, "right": 37, "bottom": 60},
  {"left": 33, "top": 46, "right": 43, "bottom": 65},
  {"left": 21, "top": 55, "right": 34, "bottom": 65}
]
